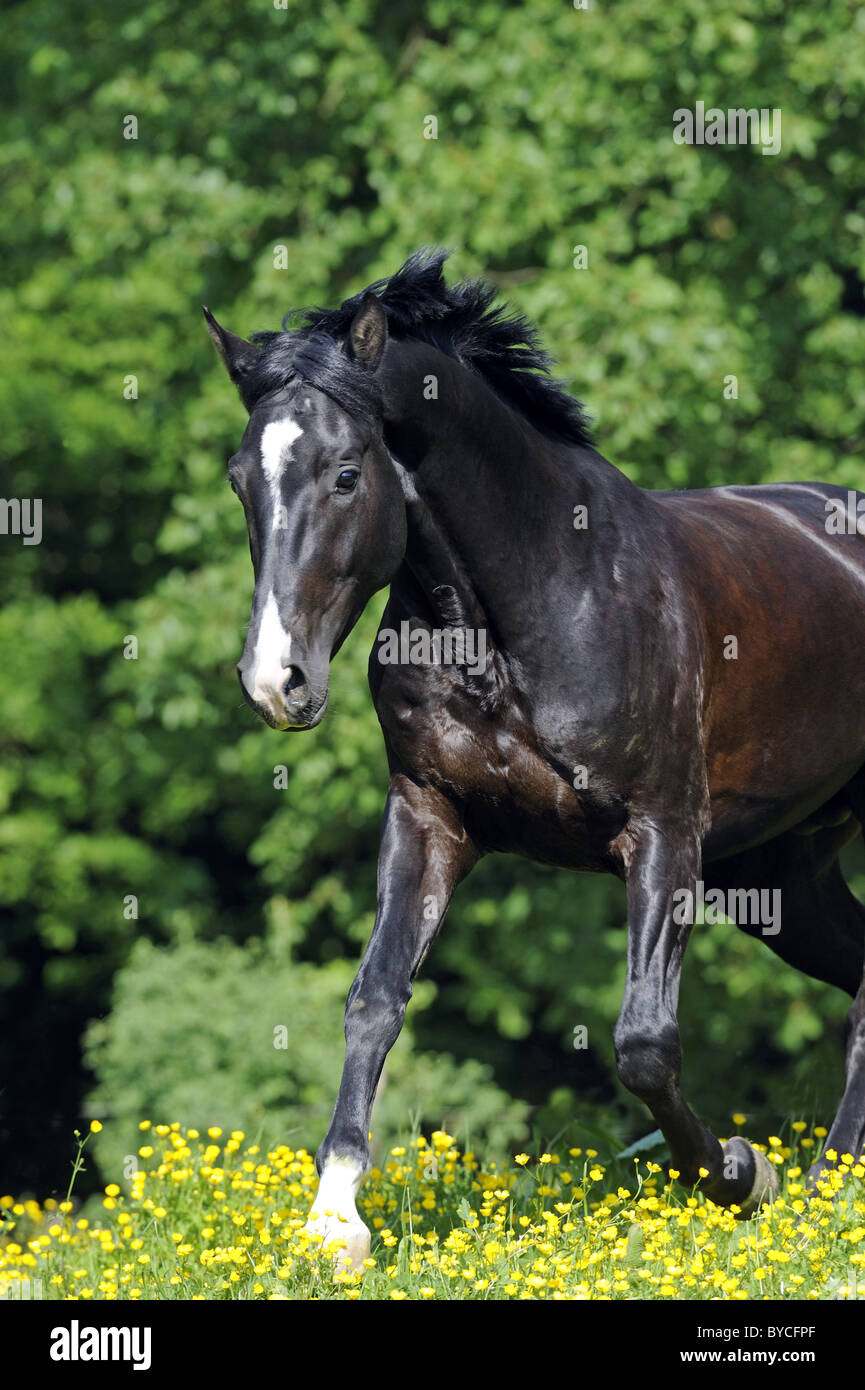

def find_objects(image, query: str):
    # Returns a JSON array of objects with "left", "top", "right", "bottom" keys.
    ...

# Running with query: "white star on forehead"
[{"left": 260, "top": 417, "right": 303, "bottom": 527}]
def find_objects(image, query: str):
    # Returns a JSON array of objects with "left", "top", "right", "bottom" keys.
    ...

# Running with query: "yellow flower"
[{"left": 90, "top": 1121, "right": 103, "bottom": 1134}]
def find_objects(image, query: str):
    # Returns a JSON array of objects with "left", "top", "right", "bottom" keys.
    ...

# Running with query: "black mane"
[
  {"left": 247, "top": 249, "right": 593, "bottom": 446},
  {"left": 246, "top": 329, "right": 382, "bottom": 427}
]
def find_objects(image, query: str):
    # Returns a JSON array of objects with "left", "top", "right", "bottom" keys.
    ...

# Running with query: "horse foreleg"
[
  {"left": 304, "top": 775, "right": 477, "bottom": 1270},
  {"left": 614, "top": 817, "right": 777, "bottom": 1215}
]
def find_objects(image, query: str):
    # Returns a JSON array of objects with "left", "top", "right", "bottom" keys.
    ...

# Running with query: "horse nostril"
[{"left": 283, "top": 666, "right": 309, "bottom": 704}]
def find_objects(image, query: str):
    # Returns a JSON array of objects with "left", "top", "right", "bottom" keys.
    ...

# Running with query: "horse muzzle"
[{"left": 238, "top": 663, "right": 329, "bottom": 732}]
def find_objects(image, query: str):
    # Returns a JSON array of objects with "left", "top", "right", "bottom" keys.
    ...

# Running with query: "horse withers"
[{"left": 205, "top": 251, "right": 865, "bottom": 1268}]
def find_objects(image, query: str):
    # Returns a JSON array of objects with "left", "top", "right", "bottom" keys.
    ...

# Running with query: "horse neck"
[{"left": 378, "top": 339, "right": 645, "bottom": 647}]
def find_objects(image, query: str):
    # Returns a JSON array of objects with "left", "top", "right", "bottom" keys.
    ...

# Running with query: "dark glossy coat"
[{"left": 206, "top": 252, "right": 865, "bottom": 1221}]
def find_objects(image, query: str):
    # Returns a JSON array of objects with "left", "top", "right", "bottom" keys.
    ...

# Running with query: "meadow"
[{"left": 2, "top": 1120, "right": 863, "bottom": 1301}]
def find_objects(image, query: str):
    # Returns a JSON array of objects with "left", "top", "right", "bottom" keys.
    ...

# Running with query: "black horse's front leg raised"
[
  {"left": 614, "top": 819, "right": 777, "bottom": 1214},
  {"left": 305, "top": 775, "right": 477, "bottom": 1267}
]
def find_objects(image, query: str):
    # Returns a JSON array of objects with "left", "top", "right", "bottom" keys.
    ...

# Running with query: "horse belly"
[{"left": 704, "top": 676, "right": 865, "bottom": 859}]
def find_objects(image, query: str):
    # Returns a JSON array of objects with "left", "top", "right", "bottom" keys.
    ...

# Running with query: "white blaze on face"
[
  {"left": 260, "top": 416, "right": 303, "bottom": 530},
  {"left": 251, "top": 590, "right": 292, "bottom": 711}
]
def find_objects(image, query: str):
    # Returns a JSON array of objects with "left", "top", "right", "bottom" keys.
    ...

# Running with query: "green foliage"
[
  {"left": 1, "top": 0, "right": 863, "bottom": 1190},
  {"left": 82, "top": 900, "right": 529, "bottom": 1181}
]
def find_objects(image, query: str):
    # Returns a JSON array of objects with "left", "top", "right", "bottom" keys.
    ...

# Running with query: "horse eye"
[{"left": 335, "top": 468, "right": 360, "bottom": 493}]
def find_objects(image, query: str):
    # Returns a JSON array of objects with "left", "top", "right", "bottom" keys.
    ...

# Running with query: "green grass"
[{"left": 1, "top": 1121, "right": 864, "bottom": 1300}]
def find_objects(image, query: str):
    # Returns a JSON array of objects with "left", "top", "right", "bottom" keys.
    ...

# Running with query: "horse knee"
[
  {"left": 344, "top": 979, "right": 410, "bottom": 1047},
  {"left": 614, "top": 1024, "right": 681, "bottom": 1100}
]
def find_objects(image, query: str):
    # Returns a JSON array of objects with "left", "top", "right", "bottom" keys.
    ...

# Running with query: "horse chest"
[{"left": 377, "top": 677, "right": 618, "bottom": 869}]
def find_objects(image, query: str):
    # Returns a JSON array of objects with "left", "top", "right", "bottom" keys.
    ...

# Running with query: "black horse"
[{"left": 205, "top": 250, "right": 865, "bottom": 1268}]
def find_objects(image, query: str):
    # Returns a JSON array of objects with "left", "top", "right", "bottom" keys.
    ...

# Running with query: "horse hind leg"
[
  {"left": 789, "top": 800, "right": 865, "bottom": 1189},
  {"left": 701, "top": 822, "right": 865, "bottom": 1206},
  {"left": 612, "top": 810, "right": 862, "bottom": 1221},
  {"left": 808, "top": 960, "right": 865, "bottom": 1191},
  {"left": 705, "top": 820, "right": 863, "bottom": 997}
]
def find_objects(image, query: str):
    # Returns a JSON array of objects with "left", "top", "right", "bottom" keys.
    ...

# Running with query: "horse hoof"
[
  {"left": 304, "top": 1212, "right": 371, "bottom": 1273},
  {"left": 723, "top": 1136, "right": 779, "bottom": 1218}
]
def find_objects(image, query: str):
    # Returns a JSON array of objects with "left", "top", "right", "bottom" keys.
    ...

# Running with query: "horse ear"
[
  {"left": 347, "top": 292, "right": 387, "bottom": 372},
  {"left": 202, "top": 306, "right": 260, "bottom": 410}
]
